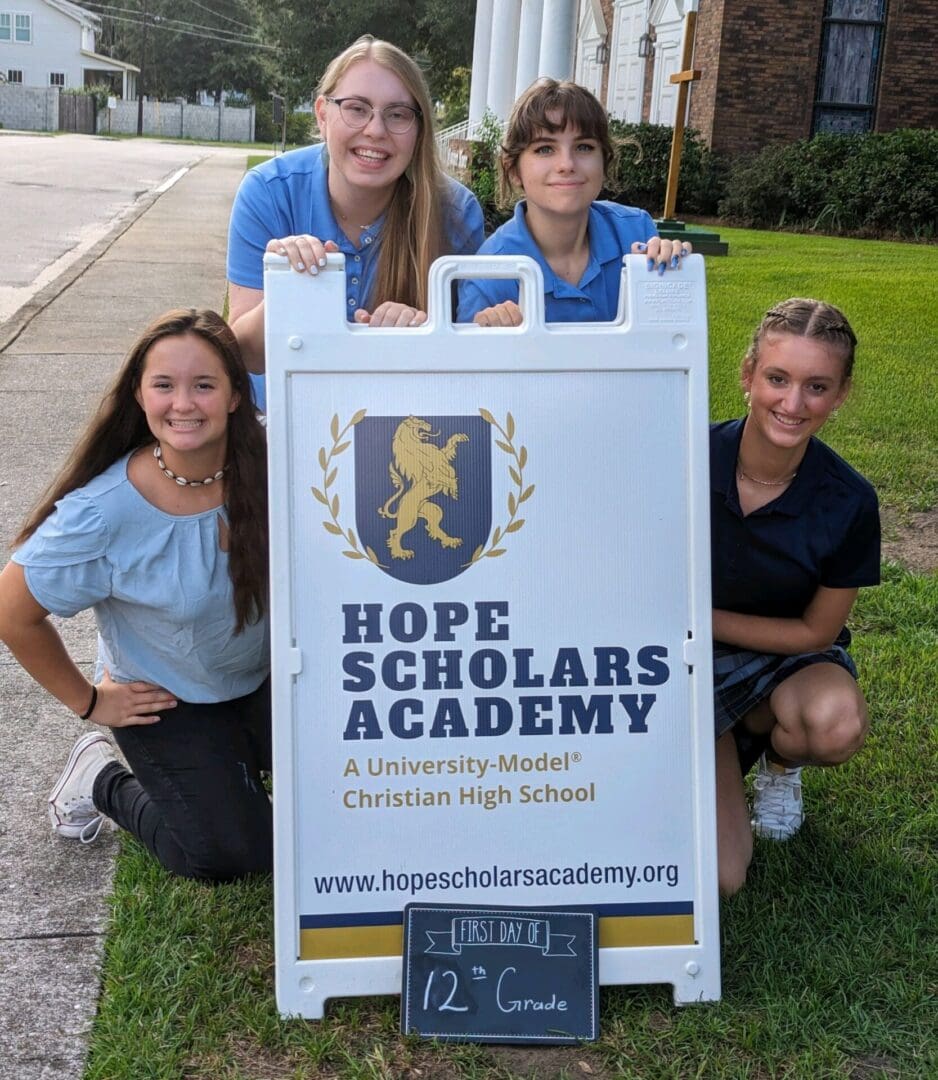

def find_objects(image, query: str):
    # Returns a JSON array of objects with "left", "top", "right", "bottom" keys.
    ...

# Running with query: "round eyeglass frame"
[{"left": 325, "top": 96, "right": 422, "bottom": 135}]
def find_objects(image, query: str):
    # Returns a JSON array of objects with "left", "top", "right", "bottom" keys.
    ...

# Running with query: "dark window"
[
  {"left": 7, "top": 70, "right": 24, "bottom": 84},
  {"left": 813, "top": 0, "right": 887, "bottom": 134},
  {"left": 50, "top": 72, "right": 66, "bottom": 87}
]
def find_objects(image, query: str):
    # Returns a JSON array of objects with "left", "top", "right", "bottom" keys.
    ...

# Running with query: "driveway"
[{"left": 0, "top": 133, "right": 248, "bottom": 326}]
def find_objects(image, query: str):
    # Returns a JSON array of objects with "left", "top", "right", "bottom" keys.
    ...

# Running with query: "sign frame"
[{"left": 265, "top": 254, "right": 720, "bottom": 1019}]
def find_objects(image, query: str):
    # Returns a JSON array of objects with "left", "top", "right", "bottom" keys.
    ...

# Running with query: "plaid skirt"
[{"left": 713, "top": 635, "right": 857, "bottom": 740}]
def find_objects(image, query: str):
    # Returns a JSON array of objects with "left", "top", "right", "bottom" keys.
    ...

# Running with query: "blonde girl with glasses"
[{"left": 227, "top": 35, "right": 484, "bottom": 408}]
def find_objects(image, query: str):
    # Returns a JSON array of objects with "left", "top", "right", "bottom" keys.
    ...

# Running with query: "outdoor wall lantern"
[
  {"left": 638, "top": 32, "right": 655, "bottom": 58},
  {"left": 594, "top": 40, "right": 609, "bottom": 65}
]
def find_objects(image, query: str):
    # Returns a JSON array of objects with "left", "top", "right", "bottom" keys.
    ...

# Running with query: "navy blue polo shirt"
[{"left": 710, "top": 419, "right": 880, "bottom": 628}]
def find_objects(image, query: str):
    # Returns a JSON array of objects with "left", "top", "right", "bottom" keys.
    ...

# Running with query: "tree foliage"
[
  {"left": 255, "top": 0, "right": 477, "bottom": 102},
  {"left": 97, "top": 0, "right": 276, "bottom": 102},
  {"left": 94, "top": 0, "right": 475, "bottom": 108}
]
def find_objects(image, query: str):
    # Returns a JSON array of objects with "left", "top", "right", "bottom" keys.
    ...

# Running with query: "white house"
[
  {"left": 0, "top": 0, "right": 137, "bottom": 98},
  {"left": 468, "top": 0, "right": 691, "bottom": 128}
]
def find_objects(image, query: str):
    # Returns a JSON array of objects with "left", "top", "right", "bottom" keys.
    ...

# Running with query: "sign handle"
[{"left": 427, "top": 255, "right": 547, "bottom": 331}]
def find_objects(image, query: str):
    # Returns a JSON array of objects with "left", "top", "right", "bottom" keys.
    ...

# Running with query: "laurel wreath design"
[
  {"left": 311, "top": 409, "right": 386, "bottom": 566},
  {"left": 465, "top": 408, "right": 534, "bottom": 564}
]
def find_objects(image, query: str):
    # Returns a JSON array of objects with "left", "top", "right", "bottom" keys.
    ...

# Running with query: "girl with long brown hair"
[{"left": 0, "top": 309, "right": 272, "bottom": 881}]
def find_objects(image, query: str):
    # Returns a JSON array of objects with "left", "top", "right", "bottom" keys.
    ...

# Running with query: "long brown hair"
[
  {"left": 316, "top": 35, "right": 446, "bottom": 311},
  {"left": 15, "top": 309, "right": 268, "bottom": 632},
  {"left": 498, "top": 79, "right": 619, "bottom": 208},
  {"left": 745, "top": 298, "right": 857, "bottom": 382}
]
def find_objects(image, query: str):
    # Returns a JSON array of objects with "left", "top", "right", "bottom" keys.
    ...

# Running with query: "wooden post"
[{"left": 662, "top": 10, "right": 701, "bottom": 220}]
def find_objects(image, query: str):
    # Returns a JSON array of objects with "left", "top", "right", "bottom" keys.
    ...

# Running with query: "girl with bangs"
[
  {"left": 227, "top": 35, "right": 484, "bottom": 409},
  {"left": 458, "top": 79, "right": 689, "bottom": 326}
]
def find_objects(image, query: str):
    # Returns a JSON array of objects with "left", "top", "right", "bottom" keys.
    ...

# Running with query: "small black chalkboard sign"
[{"left": 401, "top": 904, "right": 598, "bottom": 1044}]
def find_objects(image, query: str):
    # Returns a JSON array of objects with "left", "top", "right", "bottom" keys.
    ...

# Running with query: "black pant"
[{"left": 93, "top": 679, "right": 272, "bottom": 882}]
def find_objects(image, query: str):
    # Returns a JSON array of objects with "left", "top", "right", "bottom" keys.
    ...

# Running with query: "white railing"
[{"left": 435, "top": 117, "right": 506, "bottom": 171}]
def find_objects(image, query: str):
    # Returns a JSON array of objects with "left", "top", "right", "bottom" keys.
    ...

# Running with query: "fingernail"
[
  {"left": 309, "top": 265, "right": 318, "bottom": 275},
  {"left": 319, "top": 257, "right": 327, "bottom": 267},
  {"left": 636, "top": 243, "right": 647, "bottom": 252},
  {"left": 671, "top": 255, "right": 679, "bottom": 268},
  {"left": 657, "top": 262, "right": 666, "bottom": 276},
  {"left": 647, "top": 258, "right": 655, "bottom": 271},
  {"left": 296, "top": 261, "right": 305, "bottom": 271}
]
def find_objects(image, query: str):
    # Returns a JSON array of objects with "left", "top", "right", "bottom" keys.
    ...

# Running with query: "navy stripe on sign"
[{"left": 299, "top": 901, "right": 693, "bottom": 930}]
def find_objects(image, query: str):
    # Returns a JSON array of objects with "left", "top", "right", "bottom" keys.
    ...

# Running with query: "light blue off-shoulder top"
[{"left": 13, "top": 453, "right": 269, "bottom": 703}]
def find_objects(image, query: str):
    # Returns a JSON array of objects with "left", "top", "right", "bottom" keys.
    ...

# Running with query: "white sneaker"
[
  {"left": 48, "top": 731, "right": 117, "bottom": 844},
  {"left": 751, "top": 755, "right": 803, "bottom": 841}
]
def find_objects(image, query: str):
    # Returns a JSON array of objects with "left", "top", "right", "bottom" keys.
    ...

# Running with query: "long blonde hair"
[{"left": 317, "top": 36, "right": 446, "bottom": 312}]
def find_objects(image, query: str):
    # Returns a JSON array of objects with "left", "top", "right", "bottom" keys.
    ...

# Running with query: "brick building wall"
[
  {"left": 876, "top": 0, "right": 936, "bottom": 132},
  {"left": 682, "top": 0, "right": 938, "bottom": 156},
  {"left": 690, "top": 0, "right": 825, "bottom": 156}
]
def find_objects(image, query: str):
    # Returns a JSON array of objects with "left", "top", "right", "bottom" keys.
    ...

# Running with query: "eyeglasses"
[{"left": 325, "top": 96, "right": 422, "bottom": 135}]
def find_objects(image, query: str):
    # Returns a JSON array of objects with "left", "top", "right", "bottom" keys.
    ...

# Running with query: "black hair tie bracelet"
[{"left": 79, "top": 685, "right": 98, "bottom": 720}]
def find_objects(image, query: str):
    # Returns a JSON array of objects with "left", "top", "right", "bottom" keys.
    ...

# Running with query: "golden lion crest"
[
  {"left": 377, "top": 416, "right": 469, "bottom": 560},
  {"left": 312, "top": 409, "right": 534, "bottom": 574}
]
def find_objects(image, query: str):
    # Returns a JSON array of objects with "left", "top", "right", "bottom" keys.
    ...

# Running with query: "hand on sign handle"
[
  {"left": 265, "top": 235, "right": 339, "bottom": 275},
  {"left": 354, "top": 302, "right": 428, "bottom": 328},
  {"left": 472, "top": 301, "right": 523, "bottom": 328},
  {"left": 632, "top": 237, "right": 693, "bottom": 276}
]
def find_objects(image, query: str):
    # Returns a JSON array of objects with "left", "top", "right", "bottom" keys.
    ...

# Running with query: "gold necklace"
[{"left": 736, "top": 463, "right": 797, "bottom": 487}]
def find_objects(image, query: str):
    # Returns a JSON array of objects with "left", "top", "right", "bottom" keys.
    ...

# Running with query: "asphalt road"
[{"left": 0, "top": 133, "right": 244, "bottom": 325}]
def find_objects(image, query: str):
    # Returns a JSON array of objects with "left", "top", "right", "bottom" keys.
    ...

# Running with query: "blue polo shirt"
[
  {"left": 227, "top": 143, "right": 485, "bottom": 409},
  {"left": 456, "top": 199, "right": 657, "bottom": 323},
  {"left": 710, "top": 419, "right": 880, "bottom": 634}
]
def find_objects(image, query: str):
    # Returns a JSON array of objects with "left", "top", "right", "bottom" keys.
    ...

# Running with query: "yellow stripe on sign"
[
  {"left": 301, "top": 925, "right": 403, "bottom": 960},
  {"left": 299, "top": 915, "right": 694, "bottom": 961},
  {"left": 600, "top": 915, "right": 695, "bottom": 948}
]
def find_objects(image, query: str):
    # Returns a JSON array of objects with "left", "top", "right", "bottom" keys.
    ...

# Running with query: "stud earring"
[{"left": 743, "top": 390, "right": 751, "bottom": 410}]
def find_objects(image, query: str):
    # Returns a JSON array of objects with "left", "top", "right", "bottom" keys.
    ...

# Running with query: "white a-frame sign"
[{"left": 265, "top": 253, "right": 720, "bottom": 1019}]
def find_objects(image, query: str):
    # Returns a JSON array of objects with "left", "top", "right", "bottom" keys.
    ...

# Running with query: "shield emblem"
[{"left": 355, "top": 415, "right": 492, "bottom": 585}]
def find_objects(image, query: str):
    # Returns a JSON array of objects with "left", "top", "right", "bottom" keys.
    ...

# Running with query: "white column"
[
  {"left": 487, "top": 0, "right": 523, "bottom": 120},
  {"left": 515, "top": 0, "right": 545, "bottom": 97},
  {"left": 468, "top": 0, "right": 495, "bottom": 126},
  {"left": 538, "top": 0, "right": 577, "bottom": 80}
]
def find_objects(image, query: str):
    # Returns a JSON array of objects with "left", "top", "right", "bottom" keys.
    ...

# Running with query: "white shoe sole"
[{"left": 48, "top": 730, "right": 111, "bottom": 838}]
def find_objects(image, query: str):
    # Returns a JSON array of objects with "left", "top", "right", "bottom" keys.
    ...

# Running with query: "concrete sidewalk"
[{"left": 0, "top": 146, "right": 248, "bottom": 1080}]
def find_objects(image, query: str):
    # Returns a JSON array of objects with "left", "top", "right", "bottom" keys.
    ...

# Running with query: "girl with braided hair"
[{"left": 711, "top": 299, "right": 880, "bottom": 895}]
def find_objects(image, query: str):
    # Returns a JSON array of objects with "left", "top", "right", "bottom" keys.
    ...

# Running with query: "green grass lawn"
[{"left": 86, "top": 227, "right": 937, "bottom": 1079}]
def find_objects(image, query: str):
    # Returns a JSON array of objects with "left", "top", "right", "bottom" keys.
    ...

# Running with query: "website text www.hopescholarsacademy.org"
[{"left": 311, "top": 858, "right": 681, "bottom": 898}]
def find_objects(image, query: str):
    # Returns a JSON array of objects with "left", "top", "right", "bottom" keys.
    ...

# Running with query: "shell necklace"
[{"left": 154, "top": 444, "right": 225, "bottom": 487}]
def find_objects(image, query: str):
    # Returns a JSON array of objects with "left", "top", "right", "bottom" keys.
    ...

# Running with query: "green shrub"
[
  {"left": 253, "top": 99, "right": 314, "bottom": 146},
  {"left": 607, "top": 121, "right": 725, "bottom": 217},
  {"left": 467, "top": 109, "right": 511, "bottom": 232},
  {"left": 719, "top": 129, "right": 938, "bottom": 239}
]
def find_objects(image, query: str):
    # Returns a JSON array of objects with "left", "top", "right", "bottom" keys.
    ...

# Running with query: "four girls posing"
[{"left": 0, "top": 53, "right": 880, "bottom": 891}]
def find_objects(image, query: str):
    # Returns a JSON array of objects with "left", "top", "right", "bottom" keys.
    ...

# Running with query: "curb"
[{"left": 0, "top": 160, "right": 199, "bottom": 355}]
